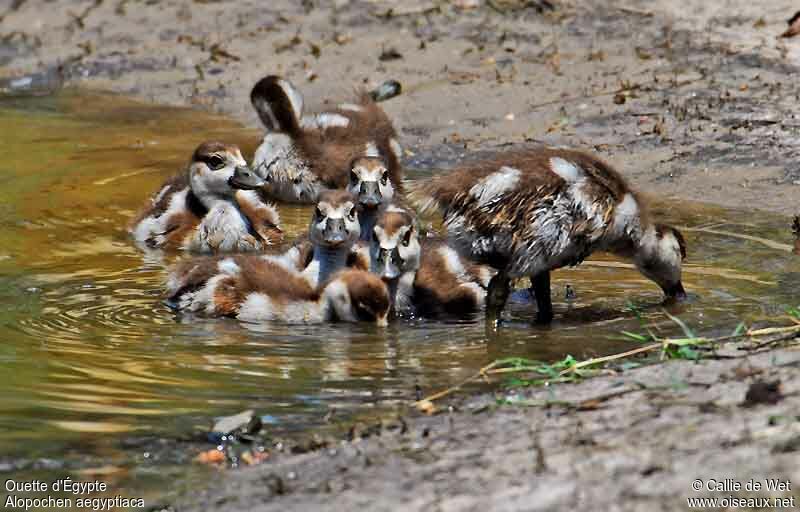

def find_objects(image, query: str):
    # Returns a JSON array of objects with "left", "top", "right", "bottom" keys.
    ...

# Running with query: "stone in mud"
[{"left": 211, "top": 410, "right": 263, "bottom": 436}]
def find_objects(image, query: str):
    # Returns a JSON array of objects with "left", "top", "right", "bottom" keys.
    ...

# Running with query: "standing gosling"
[
  {"left": 369, "top": 206, "right": 494, "bottom": 317},
  {"left": 409, "top": 148, "right": 687, "bottom": 323},
  {"left": 166, "top": 256, "right": 389, "bottom": 326},
  {"left": 249, "top": 75, "right": 403, "bottom": 203},
  {"left": 130, "top": 142, "right": 282, "bottom": 252}
]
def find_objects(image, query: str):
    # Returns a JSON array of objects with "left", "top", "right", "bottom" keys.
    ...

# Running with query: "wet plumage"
[
  {"left": 409, "top": 147, "right": 687, "bottom": 323},
  {"left": 165, "top": 256, "right": 390, "bottom": 326},
  {"left": 249, "top": 76, "right": 404, "bottom": 203},
  {"left": 130, "top": 142, "right": 282, "bottom": 252}
]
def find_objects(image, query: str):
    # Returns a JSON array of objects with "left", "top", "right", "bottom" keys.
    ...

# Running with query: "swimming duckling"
[
  {"left": 130, "top": 142, "right": 283, "bottom": 252},
  {"left": 246, "top": 75, "right": 404, "bottom": 203},
  {"left": 369, "top": 206, "right": 494, "bottom": 317},
  {"left": 346, "top": 156, "right": 398, "bottom": 241},
  {"left": 295, "top": 189, "right": 363, "bottom": 287},
  {"left": 409, "top": 148, "right": 687, "bottom": 323},
  {"left": 166, "top": 256, "right": 390, "bottom": 326},
  {"left": 369, "top": 206, "right": 421, "bottom": 314}
]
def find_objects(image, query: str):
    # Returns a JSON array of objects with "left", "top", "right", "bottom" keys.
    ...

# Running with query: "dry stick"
[
  {"left": 414, "top": 324, "right": 800, "bottom": 406},
  {"left": 413, "top": 360, "right": 502, "bottom": 406},
  {"left": 681, "top": 226, "right": 794, "bottom": 253}
]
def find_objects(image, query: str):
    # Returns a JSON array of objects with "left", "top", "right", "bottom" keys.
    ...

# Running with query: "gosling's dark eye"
[
  {"left": 402, "top": 227, "right": 413, "bottom": 247},
  {"left": 293, "top": 176, "right": 302, "bottom": 185},
  {"left": 207, "top": 155, "right": 225, "bottom": 170},
  {"left": 380, "top": 172, "right": 389, "bottom": 186},
  {"left": 350, "top": 170, "right": 360, "bottom": 185}
]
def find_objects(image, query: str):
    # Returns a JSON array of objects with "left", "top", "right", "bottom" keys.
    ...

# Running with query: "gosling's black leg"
[
  {"left": 486, "top": 271, "right": 511, "bottom": 325},
  {"left": 531, "top": 271, "right": 553, "bottom": 324}
]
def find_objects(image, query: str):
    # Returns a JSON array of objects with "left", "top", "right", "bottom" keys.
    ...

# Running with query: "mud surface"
[
  {"left": 3, "top": 0, "right": 800, "bottom": 214},
  {"left": 3, "top": 0, "right": 800, "bottom": 510},
  {"left": 178, "top": 345, "right": 800, "bottom": 511}
]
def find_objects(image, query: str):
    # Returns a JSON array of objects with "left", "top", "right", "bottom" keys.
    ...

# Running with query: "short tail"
[{"left": 250, "top": 75, "right": 304, "bottom": 135}]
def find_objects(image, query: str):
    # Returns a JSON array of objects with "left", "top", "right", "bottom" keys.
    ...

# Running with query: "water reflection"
[{"left": 0, "top": 90, "right": 797, "bottom": 505}]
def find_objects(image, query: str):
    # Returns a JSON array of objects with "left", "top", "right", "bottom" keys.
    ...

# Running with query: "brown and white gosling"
[
  {"left": 165, "top": 256, "right": 390, "bottom": 326},
  {"left": 248, "top": 75, "right": 404, "bottom": 203},
  {"left": 409, "top": 148, "right": 687, "bottom": 323},
  {"left": 369, "top": 206, "right": 494, "bottom": 317},
  {"left": 287, "top": 189, "right": 364, "bottom": 287},
  {"left": 130, "top": 142, "right": 283, "bottom": 252},
  {"left": 347, "top": 156, "right": 398, "bottom": 241}
]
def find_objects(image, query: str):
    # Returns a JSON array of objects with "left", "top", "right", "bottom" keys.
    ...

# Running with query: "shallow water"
[{"left": 0, "top": 90, "right": 797, "bottom": 507}]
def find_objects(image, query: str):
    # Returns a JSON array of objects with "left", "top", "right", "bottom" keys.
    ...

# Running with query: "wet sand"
[{"left": 3, "top": 0, "right": 800, "bottom": 509}]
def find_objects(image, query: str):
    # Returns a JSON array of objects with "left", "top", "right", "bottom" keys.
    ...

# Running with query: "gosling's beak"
[
  {"left": 375, "top": 313, "right": 389, "bottom": 327},
  {"left": 323, "top": 218, "right": 347, "bottom": 245},
  {"left": 359, "top": 182, "right": 382, "bottom": 208},
  {"left": 664, "top": 281, "right": 687, "bottom": 301},
  {"left": 229, "top": 166, "right": 266, "bottom": 190}
]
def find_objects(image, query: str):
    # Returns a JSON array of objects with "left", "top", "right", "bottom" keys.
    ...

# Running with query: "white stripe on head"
[
  {"left": 365, "top": 142, "right": 380, "bottom": 158},
  {"left": 468, "top": 166, "right": 521, "bottom": 207}
]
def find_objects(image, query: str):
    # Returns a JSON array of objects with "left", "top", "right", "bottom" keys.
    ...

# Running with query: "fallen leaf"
[
  {"left": 195, "top": 449, "right": 226, "bottom": 465},
  {"left": 241, "top": 450, "right": 270, "bottom": 465},
  {"left": 416, "top": 399, "right": 437, "bottom": 415}
]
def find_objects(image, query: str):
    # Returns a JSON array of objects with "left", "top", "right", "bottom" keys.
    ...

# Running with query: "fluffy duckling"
[
  {"left": 130, "top": 142, "right": 283, "bottom": 252},
  {"left": 369, "top": 206, "right": 493, "bottom": 317},
  {"left": 247, "top": 75, "right": 404, "bottom": 203},
  {"left": 347, "top": 156, "right": 397, "bottom": 240},
  {"left": 369, "top": 206, "right": 421, "bottom": 314},
  {"left": 409, "top": 148, "right": 687, "bottom": 323},
  {"left": 293, "top": 189, "right": 363, "bottom": 287},
  {"left": 166, "top": 256, "right": 390, "bottom": 326}
]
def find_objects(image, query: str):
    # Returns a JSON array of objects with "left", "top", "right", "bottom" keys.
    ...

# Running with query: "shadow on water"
[{"left": 0, "top": 90, "right": 798, "bottom": 506}]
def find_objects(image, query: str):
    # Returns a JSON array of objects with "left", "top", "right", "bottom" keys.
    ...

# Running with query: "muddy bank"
[
  {"left": 3, "top": 0, "right": 800, "bottom": 214},
  {"left": 3, "top": 0, "right": 800, "bottom": 510},
  {"left": 176, "top": 341, "right": 800, "bottom": 511}
]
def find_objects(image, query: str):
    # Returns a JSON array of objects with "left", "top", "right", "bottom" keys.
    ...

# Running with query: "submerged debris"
[{"left": 742, "top": 380, "right": 783, "bottom": 407}]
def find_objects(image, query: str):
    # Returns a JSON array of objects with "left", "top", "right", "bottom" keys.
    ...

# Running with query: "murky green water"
[{"left": 0, "top": 90, "right": 797, "bottom": 508}]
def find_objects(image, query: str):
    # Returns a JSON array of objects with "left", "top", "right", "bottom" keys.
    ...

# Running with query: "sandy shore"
[{"left": 3, "top": 0, "right": 800, "bottom": 509}]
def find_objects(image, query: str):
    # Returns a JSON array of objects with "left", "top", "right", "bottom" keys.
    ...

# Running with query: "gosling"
[
  {"left": 130, "top": 142, "right": 282, "bottom": 252},
  {"left": 248, "top": 75, "right": 403, "bottom": 203},
  {"left": 409, "top": 148, "right": 687, "bottom": 323},
  {"left": 165, "top": 256, "right": 390, "bottom": 326}
]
